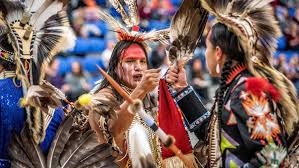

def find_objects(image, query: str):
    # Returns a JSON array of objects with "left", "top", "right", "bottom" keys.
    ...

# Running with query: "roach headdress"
[
  {"left": 200, "top": 0, "right": 299, "bottom": 135},
  {"left": 98, "top": 0, "right": 169, "bottom": 46}
]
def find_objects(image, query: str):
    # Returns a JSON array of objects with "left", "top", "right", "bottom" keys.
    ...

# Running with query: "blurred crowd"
[{"left": 46, "top": 0, "right": 299, "bottom": 103}]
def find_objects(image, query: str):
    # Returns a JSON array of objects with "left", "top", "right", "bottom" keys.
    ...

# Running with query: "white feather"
[
  {"left": 57, "top": 27, "right": 77, "bottom": 52},
  {"left": 248, "top": 0, "right": 273, "bottom": 10},
  {"left": 6, "top": 9, "right": 23, "bottom": 24},
  {"left": 128, "top": 122, "right": 154, "bottom": 168},
  {"left": 25, "top": 0, "right": 48, "bottom": 12},
  {"left": 31, "top": 0, "right": 63, "bottom": 30}
]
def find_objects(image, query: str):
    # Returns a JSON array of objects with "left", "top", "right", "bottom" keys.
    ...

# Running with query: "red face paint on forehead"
[{"left": 121, "top": 44, "right": 146, "bottom": 60}]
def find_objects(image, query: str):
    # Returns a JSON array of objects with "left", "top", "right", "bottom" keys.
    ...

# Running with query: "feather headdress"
[
  {"left": 199, "top": 0, "right": 299, "bottom": 136},
  {"left": 199, "top": 0, "right": 280, "bottom": 72},
  {"left": 0, "top": 0, "right": 76, "bottom": 143},
  {"left": 0, "top": 0, "right": 75, "bottom": 85},
  {"left": 98, "top": 0, "right": 169, "bottom": 45},
  {"left": 168, "top": 0, "right": 208, "bottom": 65}
]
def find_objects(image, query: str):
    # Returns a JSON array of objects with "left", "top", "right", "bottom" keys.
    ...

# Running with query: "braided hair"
[
  {"left": 208, "top": 23, "right": 245, "bottom": 129},
  {"left": 209, "top": 23, "right": 299, "bottom": 137}
]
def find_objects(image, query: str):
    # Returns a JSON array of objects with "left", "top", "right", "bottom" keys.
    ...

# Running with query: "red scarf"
[{"left": 158, "top": 79, "right": 192, "bottom": 159}]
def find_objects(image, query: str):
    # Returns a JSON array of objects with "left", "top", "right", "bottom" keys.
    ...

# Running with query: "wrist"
[
  {"left": 175, "top": 84, "right": 188, "bottom": 92},
  {"left": 131, "top": 86, "right": 147, "bottom": 100}
]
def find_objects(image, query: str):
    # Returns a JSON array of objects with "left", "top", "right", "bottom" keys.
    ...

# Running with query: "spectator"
[
  {"left": 190, "top": 58, "right": 209, "bottom": 103},
  {"left": 62, "top": 61, "right": 91, "bottom": 101},
  {"left": 101, "top": 40, "right": 115, "bottom": 69},
  {"left": 287, "top": 54, "right": 299, "bottom": 96},
  {"left": 45, "top": 58, "right": 65, "bottom": 89},
  {"left": 287, "top": 21, "right": 299, "bottom": 50},
  {"left": 150, "top": 44, "right": 168, "bottom": 69},
  {"left": 274, "top": 53, "right": 289, "bottom": 75}
]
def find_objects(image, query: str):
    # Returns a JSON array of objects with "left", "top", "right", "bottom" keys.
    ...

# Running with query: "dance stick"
[{"left": 96, "top": 65, "right": 195, "bottom": 168}]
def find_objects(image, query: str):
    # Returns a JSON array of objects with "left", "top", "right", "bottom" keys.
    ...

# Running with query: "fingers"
[
  {"left": 143, "top": 68, "right": 161, "bottom": 80},
  {"left": 169, "top": 65, "right": 178, "bottom": 74},
  {"left": 145, "top": 68, "right": 161, "bottom": 74},
  {"left": 166, "top": 66, "right": 179, "bottom": 84}
]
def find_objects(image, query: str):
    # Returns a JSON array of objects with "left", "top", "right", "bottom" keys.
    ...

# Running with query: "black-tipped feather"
[
  {"left": 20, "top": 126, "right": 47, "bottom": 168},
  {"left": 47, "top": 115, "right": 74, "bottom": 168},
  {"left": 169, "top": 0, "right": 208, "bottom": 62}
]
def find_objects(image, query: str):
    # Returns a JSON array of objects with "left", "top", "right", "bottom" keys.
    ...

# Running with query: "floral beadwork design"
[{"left": 240, "top": 91, "right": 280, "bottom": 141}]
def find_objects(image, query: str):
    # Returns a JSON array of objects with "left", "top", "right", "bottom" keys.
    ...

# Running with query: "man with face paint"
[{"left": 89, "top": 41, "right": 163, "bottom": 167}]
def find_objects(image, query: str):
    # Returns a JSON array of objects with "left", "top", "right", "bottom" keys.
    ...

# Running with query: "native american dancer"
[
  {"left": 166, "top": 0, "right": 299, "bottom": 167},
  {"left": 0, "top": 1, "right": 117, "bottom": 168},
  {"left": 82, "top": 1, "right": 167, "bottom": 167},
  {"left": 0, "top": 0, "right": 70, "bottom": 167},
  {"left": 78, "top": 0, "right": 211, "bottom": 167},
  {"left": 75, "top": 0, "right": 202, "bottom": 167}
]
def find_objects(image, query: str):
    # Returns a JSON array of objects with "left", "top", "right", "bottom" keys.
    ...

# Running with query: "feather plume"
[
  {"left": 199, "top": 0, "right": 280, "bottom": 62},
  {"left": 59, "top": 130, "right": 102, "bottom": 167},
  {"left": 31, "top": 1, "right": 64, "bottom": 31},
  {"left": 109, "top": 0, "right": 132, "bottom": 26},
  {"left": 124, "top": 0, "right": 139, "bottom": 26},
  {"left": 9, "top": 111, "right": 118, "bottom": 168},
  {"left": 77, "top": 144, "right": 118, "bottom": 168},
  {"left": 1, "top": 0, "right": 24, "bottom": 24},
  {"left": 169, "top": 0, "right": 208, "bottom": 63},
  {"left": 25, "top": 0, "right": 48, "bottom": 13},
  {"left": 0, "top": 12, "right": 7, "bottom": 36},
  {"left": 32, "top": 11, "right": 73, "bottom": 84},
  {"left": 10, "top": 125, "right": 47, "bottom": 168},
  {"left": 97, "top": 9, "right": 128, "bottom": 32},
  {"left": 8, "top": 132, "right": 34, "bottom": 168},
  {"left": 87, "top": 91, "right": 120, "bottom": 120},
  {"left": 21, "top": 80, "right": 67, "bottom": 144},
  {"left": 128, "top": 122, "right": 156, "bottom": 168},
  {"left": 23, "top": 80, "right": 66, "bottom": 112},
  {"left": 47, "top": 114, "right": 76, "bottom": 168},
  {"left": 142, "top": 28, "right": 170, "bottom": 44}
]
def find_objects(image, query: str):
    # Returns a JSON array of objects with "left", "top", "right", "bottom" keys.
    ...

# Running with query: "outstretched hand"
[{"left": 136, "top": 68, "right": 161, "bottom": 94}]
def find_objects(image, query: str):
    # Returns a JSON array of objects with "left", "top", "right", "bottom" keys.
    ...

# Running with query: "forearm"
[{"left": 109, "top": 86, "right": 148, "bottom": 138}]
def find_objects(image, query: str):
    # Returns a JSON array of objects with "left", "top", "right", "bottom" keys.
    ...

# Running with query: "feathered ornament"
[
  {"left": 0, "top": 0, "right": 75, "bottom": 144},
  {"left": 1, "top": 0, "right": 75, "bottom": 85},
  {"left": 20, "top": 80, "right": 67, "bottom": 112},
  {"left": 87, "top": 91, "right": 120, "bottom": 120},
  {"left": 168, "top": 0, "right": 209, "bottom": 65},
  {"left": 20, "top": 80, "right": 68, "bottom": 143},
  {"left": 8, "top": 110, "right": 119, "bottom": 168},
  {"left": 98, "top": 0, "right": 169, "bottom": 46},
  {"left": 128, "top": 121, "right": 156, "bottom": 168},
  {"left": 78, "top": 90, "right": 120, "bottom": 122},
  {"left": 0, "top": 12, "right": 8, "bottom": 36}
]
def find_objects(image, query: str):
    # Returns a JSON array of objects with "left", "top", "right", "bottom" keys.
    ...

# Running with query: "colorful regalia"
[
  {"left": 0, "top": 37, "right": 64, "bottom": 168},
  {"left": 78, "top": 0, "right": 175, "bottom": 167},
  {"left": 1, "top": 0, "right": 118, "bottom": 167}
]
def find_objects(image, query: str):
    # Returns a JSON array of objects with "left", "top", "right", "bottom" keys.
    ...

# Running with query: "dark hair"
[
  {"left": 99, "top": 41, "right": 148, "bottom": 99},
  {"left": 208, "top": 23, "right": 245, "bottom": 129},
  {"left": 71, "top": 61, "right": 84, "bottom": 76}
]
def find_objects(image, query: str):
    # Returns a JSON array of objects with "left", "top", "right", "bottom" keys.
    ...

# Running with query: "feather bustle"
[{"left": 47, "top": 115, "right": 74, "bottom": 168}]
